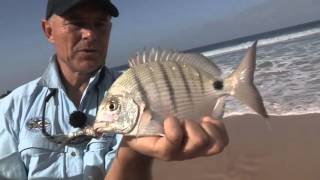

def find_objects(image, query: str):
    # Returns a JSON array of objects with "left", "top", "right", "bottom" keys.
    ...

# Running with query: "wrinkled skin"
[{"left": 42, "top": 2, "right": 111, "bottom": 107}]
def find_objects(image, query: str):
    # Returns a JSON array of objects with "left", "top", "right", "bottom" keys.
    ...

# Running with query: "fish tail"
[{"left": 224, "top": 41, "right": 268, "bottom": 118}]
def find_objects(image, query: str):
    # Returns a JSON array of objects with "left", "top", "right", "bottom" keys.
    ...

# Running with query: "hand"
[
  {"left": 124, "top": 116, "right": 229, "bottom": 161},
  {"left": 106, "top": 116, "right": 229, "bottom": 180}
]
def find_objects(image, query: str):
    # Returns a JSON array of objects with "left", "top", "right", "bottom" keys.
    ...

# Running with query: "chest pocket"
[
  {"left": 19, "top": 137, "right": 64, "bottom": 154},
  {"left": 18, "top": 137, "right": 65, "bottom": 178},
  {"left": 82, "top": 134, "right": 117, "bottom": 178}
]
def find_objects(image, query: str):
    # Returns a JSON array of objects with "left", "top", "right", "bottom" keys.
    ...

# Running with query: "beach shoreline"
[{"left": 153, "top": 113, "right": 320, "bottom": 180}]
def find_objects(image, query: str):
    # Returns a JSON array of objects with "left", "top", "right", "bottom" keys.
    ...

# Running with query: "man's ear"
[{"left": 41, "top": 19, "right": 54, "bottom": 43}]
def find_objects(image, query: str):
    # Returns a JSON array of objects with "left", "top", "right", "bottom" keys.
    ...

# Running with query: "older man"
[{"left": 0, "top": 0, "right": 228, "bottom": 179}]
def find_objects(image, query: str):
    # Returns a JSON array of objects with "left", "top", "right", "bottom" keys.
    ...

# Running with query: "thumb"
[
  {"left": 163, "top": 116, "right": 183, "bottom": 146},
  {"left": 153, "top": 116, "right": 184, "bottom": 160}
]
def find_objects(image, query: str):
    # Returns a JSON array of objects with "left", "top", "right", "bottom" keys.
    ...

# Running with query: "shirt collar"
[{"left": 38, "top": 55, "right": 106, "bottom": 91}]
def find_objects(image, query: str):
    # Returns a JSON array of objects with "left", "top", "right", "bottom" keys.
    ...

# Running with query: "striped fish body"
[
  {"left": 118, "top": 61, "right": 220, "bottom": 122},
  {"left": 95, "top": 43, "right": 268, "bottom": 136}
]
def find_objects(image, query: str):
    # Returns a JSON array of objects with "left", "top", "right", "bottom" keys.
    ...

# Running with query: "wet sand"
[{"left": 153, "top": 113, "right": 320, "bottom": 180}]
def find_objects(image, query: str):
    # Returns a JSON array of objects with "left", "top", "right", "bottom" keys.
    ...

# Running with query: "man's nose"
[{"left": 81, "top": 27, "right": 97, "bottom": 40}]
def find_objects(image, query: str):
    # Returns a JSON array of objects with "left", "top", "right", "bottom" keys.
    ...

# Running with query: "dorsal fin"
[{"left": 128, "top": 48, "right": 222, "bottom": 76}]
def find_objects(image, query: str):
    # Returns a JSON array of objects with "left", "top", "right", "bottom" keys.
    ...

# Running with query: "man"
[{"left": 0, "top": 0, "right": 229, "bottom": 179}]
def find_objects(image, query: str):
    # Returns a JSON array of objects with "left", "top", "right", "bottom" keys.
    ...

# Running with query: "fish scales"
[
  {"left": 111, "top": 61, "right": 218, "bottom": 122},
  {"left": 95, "top": 43, "right": 268, "bottom": 136},
  {"left": 157, "top": 62, "right": 178, "bottom": 113},
  {"left": 145, "top": 63, "right": 211, "bottom": 103}
]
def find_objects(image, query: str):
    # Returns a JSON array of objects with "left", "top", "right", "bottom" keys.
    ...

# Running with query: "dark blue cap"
[{"left": 46, "top": 0, "right": 119, "bottom": 19}]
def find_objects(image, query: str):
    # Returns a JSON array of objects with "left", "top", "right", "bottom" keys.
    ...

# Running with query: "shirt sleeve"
[{"left": 0, "top": 112, "right": 27, "bottom": 179}]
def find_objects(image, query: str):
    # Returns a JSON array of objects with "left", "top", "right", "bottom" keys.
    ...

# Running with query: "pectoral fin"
[
  {"left": 127, "top": 108, "right": 164, "bottom": 136},
  {"left": 211, "top": 97, "right": 225, "bottom": 120}
]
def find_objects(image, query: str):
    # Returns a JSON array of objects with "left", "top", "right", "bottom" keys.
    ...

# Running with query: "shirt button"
[{"left": 71, "top": 152, "right": 77, "bottom": 156}]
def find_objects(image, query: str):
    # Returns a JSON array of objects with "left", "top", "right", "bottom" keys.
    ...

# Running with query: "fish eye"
[
  {"left": 213, "top": 80, "right": 223, "bottom": 90},
  {"left": 108, "top": 101, "right": 119, "bottom": 111}
]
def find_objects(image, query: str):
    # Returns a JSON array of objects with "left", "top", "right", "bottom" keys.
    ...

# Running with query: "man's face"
[{"left": 43, "top": 3, "right": 112, "bottom": 75}]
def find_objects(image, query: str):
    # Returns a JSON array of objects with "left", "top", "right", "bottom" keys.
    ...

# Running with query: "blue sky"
[{"left": 0, "top": 0, "right": 320, "bottom": 91}]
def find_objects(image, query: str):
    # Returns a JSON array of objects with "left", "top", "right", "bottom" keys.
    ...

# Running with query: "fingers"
[
  {"left": 162, "top": 116, "right": 184, "bottom": 145},
  {"left": 200, "top": 116, "right": 229, "bottom": 156},
  {"left": 176, "top": 117, "right": 228, "bottom": 159},
  {"left": 151, "top": 116, "right": 184, "bottom": 160},
  {"left": 125, "top": 116, "right": 229, "bottom": 161},
  {"left": 179, "top": 120, "right": 210, "bottom": 159},
  {"left": 162, "top": 116, "right": 184, "bottom": 151}
]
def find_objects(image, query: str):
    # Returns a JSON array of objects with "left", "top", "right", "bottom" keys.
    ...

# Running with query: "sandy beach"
[{"left": 153, "top": 113, "right": 320, "bottom": 180}]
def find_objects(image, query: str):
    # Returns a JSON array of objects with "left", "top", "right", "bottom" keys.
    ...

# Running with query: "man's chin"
[{"left": 77, "top": 63, "right": 103, "bottom": 74}]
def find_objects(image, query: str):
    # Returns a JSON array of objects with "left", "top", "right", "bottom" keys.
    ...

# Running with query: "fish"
[{"left": 94, "top": 41, "right": 268, "bottom": 136}]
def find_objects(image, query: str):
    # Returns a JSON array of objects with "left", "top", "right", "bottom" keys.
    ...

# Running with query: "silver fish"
[{"left": 94, "top": 41, "right": 268, "bottom": 136}]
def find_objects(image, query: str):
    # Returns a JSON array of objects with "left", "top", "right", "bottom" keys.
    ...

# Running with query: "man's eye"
[
  {"left": 94, "top": 22, "right": 110, "bottom": 29},
  {"left": 64, "top": 21, "right": 82, "bottom": 30},
  {"left": 64, "top": 20, "right": 110, "bottom": 31},
  {"left": 70, "top": 21, "right": 84, "bottom": 27}
]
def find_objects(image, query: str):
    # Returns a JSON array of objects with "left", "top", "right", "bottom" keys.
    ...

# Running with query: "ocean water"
[{"left": 204, "top": 28, "right": 320, "bottom": 117}]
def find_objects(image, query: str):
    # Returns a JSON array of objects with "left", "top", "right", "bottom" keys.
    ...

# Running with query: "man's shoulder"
[{"left": 0, "top": 78, "right": 43, "bottom": 110}]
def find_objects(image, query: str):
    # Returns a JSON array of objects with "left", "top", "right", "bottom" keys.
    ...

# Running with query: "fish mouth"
[
  {"left": 93, "top": 121, "right": 109, "bottom": 129},
  {"left": 93, "top": 121, "right": 115, "bottom": 133}
]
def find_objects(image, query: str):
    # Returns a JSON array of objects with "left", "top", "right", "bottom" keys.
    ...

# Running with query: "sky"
[{"left": 0, "top": 0, "right": 319, "bottom": 92}]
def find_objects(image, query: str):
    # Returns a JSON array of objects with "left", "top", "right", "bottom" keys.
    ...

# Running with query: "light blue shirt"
[{"left": 0, "top": 56, "right": 122, "bottom": 180}]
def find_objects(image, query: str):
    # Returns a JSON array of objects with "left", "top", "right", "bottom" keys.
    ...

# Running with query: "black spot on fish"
[{"left": 213, "top": 80, "right": 223, "bottom": 90}]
